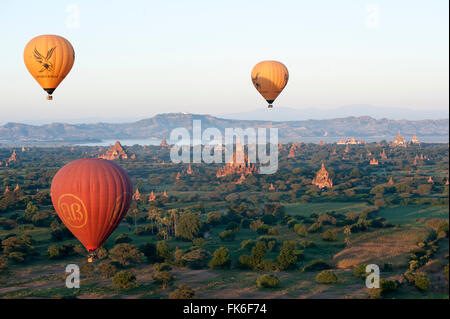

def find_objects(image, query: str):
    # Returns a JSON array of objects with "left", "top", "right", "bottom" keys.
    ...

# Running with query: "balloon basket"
[
  {"left": 46, "top": 95, "right": 53, "bottom": 101},
  {"left": 268, "top": 104, "right": 273, "bottom": 108},
  {"left": 87, "top": 251, "right": 97, "bottom": 263}
]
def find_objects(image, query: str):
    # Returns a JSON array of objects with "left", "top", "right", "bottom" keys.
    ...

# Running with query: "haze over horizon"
[{"left": 0, "top": 0, "right": 448, "bottom": 124}]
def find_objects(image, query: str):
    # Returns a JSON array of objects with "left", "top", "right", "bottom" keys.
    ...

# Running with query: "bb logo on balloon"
[{"left": 57, "top": 194, "right": 88, "bottom": 229}]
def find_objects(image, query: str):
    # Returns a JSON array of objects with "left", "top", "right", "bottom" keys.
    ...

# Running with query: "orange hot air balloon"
[
  {"left": 24, "top": 35, "right": 75, "bottom": 100},
  {"left": 51, "top": 159, "right": 132, "bottom": 261},
  {"left": 251, "top": 60, "right": 289, "bottom": 108}
]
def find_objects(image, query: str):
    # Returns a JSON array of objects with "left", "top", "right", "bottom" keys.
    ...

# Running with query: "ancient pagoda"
[
  {"left": 370, "top": 158, "right": 379, "bottom": 165},
  {"left": 235, "top": 174, "right": 246, "bottom": 185},
  {"left": 388, "top": 177, "right": 394, "bottom": 185},
  {"left": 4, "top": 186, "right": 10, "bottom": 195},
  {"left": 99, "top": 141, "right": 134, "bottom": 160},
  {"left": 393, "top": 131, "right": 407, "bottom": 147},
  {"left": 410, "top": 133, "right": 420, "bottom": 144},
  {"left": 268, "top": 183, "right": 275, "bottom": 191},
  {"left": 312, "top": 163, "right": 333, "bottom": 189},
  {"left": 380, "top": 149, "right": 388, "bottom": 160},
  {"left": 132, "top": 188, "right": 141, "bottom": 201},
  {"left": 427, "top": 176, "right": 434, "bottom": 184},
  {"left": 148, "top": 191, "right": 156, "bottom": 202},
  {"left": 186, "top": 164, "right": 193, "bottom": 175},
  {"left": 287, "top": 144, "right": 296, "bottom": 158},
  {"left": 160, "top": 138, "right": 170, "bottom": 148},
  {"left": 8, "top": 150, "right": 17, "bottom": 162},
  {"left": 216, "top": 138, "right": 258, "bottom": 177}
]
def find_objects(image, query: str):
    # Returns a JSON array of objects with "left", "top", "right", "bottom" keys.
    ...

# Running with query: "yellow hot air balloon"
[
  {"left": 251, "top": 60, "right": 289, "bottom": 108},
  {"left": 24, "top": 35, "right": 75, "bottom": 100}
]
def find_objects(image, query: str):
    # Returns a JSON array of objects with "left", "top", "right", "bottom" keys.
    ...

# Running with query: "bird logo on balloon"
[{"left": 33, "top": 46, "right": 56, "bottom": 72}]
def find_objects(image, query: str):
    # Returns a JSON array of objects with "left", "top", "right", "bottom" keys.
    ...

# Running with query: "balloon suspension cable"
[{"left": 87, "top": 250, "right": 97, "bottom": 263}]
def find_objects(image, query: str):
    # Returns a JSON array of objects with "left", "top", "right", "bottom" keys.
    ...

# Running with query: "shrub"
[
  {"left": 240, "top": 239, "right": 256, "bottom": 251},
  {"left": 257, "top": 274, "right": 280, "bottom": 288},
  {"left": 353, "top": 264, "right": 368, "bottom": 279},
  {"left": 219, "top": 230, "right": 236, "bottom": 242},
  {"left": 315, "top": 270, "right": 338, "bottom": 283},
  {"left": 181, "top": 249, "right": 210, "bottom": 269},
  {"left": 156, "top": 241, "right": 173, "bottom": 262},
  {"left": 154, "top": 262, "right": 172, "bottom": 272},
  {"left": 80, "top": 262, "right": 96, "bottom": 275},
  {"left": 152, "top": 271, "right": 173, "bottom": 289},
  {"left": 47, "top": 245, "right": 65, "bottom": 259},
  {"left": 98, "top": 262, "right": 118, "bottom": 278},
  {"left": 192, "top": 238, "right": 207, "bottom": 247},
  {"left": 277, "top": 241, "right": 298, "bottom": 270},
  {"left": 112, "top": 271, "right": 137, "bottom": 290},
  {"left": 294, "top": 224, "right": 308, "bottom": 237},
  {"left": 169, "top": 285, "right": 195, "bottom": 299},
  {"left": 303, "top": 260, "right": 331, "bottom": 272},
  {"left": 109, "top": 243, "right": 144, "bottom": 267},
  {"left": 308, "top": 222, "right": 321, "bottom": 233},
  {"left": 206, "top": 212, "right": 223, "bottom": 226},
  {"left": 323, "top": 230, "right": 337, "bottom": 241},
  {"left": 209, "top": 247, "right": 231, "bottom": 269},
  {"left": 414, "top": 273, "right": 430, "bottom": 291}
]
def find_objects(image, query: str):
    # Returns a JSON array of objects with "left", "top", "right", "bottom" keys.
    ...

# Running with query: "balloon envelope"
[
  {"left": 24, "top": 34, "right": 75, "bottom": 100},
  {"left": 51, "top": 159, "right": 132, "bottom": 252},
  {"left": 251, "top": 60, "right": 289, "bottom": 107}
]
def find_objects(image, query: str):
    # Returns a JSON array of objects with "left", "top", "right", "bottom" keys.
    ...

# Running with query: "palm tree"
[{"left": 344, "top": 226, "right": 352, "bottom": 247}]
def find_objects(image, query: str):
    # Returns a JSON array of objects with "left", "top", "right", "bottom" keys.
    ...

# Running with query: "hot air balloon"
[
  {"left": 51, "top": 159, "right": 132, "bottom": 262},
  {"left": 251, "top": 60, "right": 289, "bottom": 108},
  {"left": 24, "top": 35, "right": 75, "bottom": 100}
]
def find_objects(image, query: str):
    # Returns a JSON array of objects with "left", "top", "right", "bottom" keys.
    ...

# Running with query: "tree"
[
  {"left": 99, "top": 262, "right": 118, "bottom": 278},
  {"left": 112, "top": 271, "right": 137, "bottom": 290},
  {"left": 414, "top": 273, "right": 430, "bottom": 291},
  {"left": 219, "top": 230, "right": 236, "bottom": 242},
  {"left": 152, "top": 271, "right": 173, "bottom": 289},
  {"left": 294, "top": 224, "right": 308, "bottom": 237},
  {"left": 209, "top": 247, "right": 231, "bottom": 269},
  {"left": 181, "top": 248, "right": 210, "bottom": 269},
  {"left": 277, "top": 241, "right": 298, "bottom": 270},
  {"left": 315, "top": 270, "right": 338, "bottom": 283},
  {"left": 323, "top": 230, "right": 337, "bottom": 241},
  {"left": 256, "top": 274, "right": 280, "bottom": 288},
  {"left": 176, "top": 212, "right": 202, "bottom": 240},
  {"left": 156, "top": 241, "right": 173, "bottom": 262},
  {"left": 344, "top": 226, "right": 352, "bottom": 247},
  {"left": 109, "top": 243, "right": 143, "bottom": 267}
]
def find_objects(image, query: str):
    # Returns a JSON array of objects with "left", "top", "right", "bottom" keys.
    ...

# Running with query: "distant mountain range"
[
  {"left": 0, "top": 113, "right": 448, "bottom": 145},
  {"left": 221, "top": 105, "right": 449, "bottom": 121}
]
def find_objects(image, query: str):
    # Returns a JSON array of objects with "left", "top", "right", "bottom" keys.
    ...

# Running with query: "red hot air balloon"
[{"left": 51, "top": 159, "right": 133, "bottom": 262}]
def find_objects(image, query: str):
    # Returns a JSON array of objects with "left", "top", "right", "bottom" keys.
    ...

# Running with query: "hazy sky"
[{"left": 0, "top": 0, "right": 448, "bottom": 124}]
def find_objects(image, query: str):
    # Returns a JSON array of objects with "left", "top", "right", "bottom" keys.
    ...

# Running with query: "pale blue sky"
[{"left": 0, "top": 0, "right": 448, "bottom": 124}]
